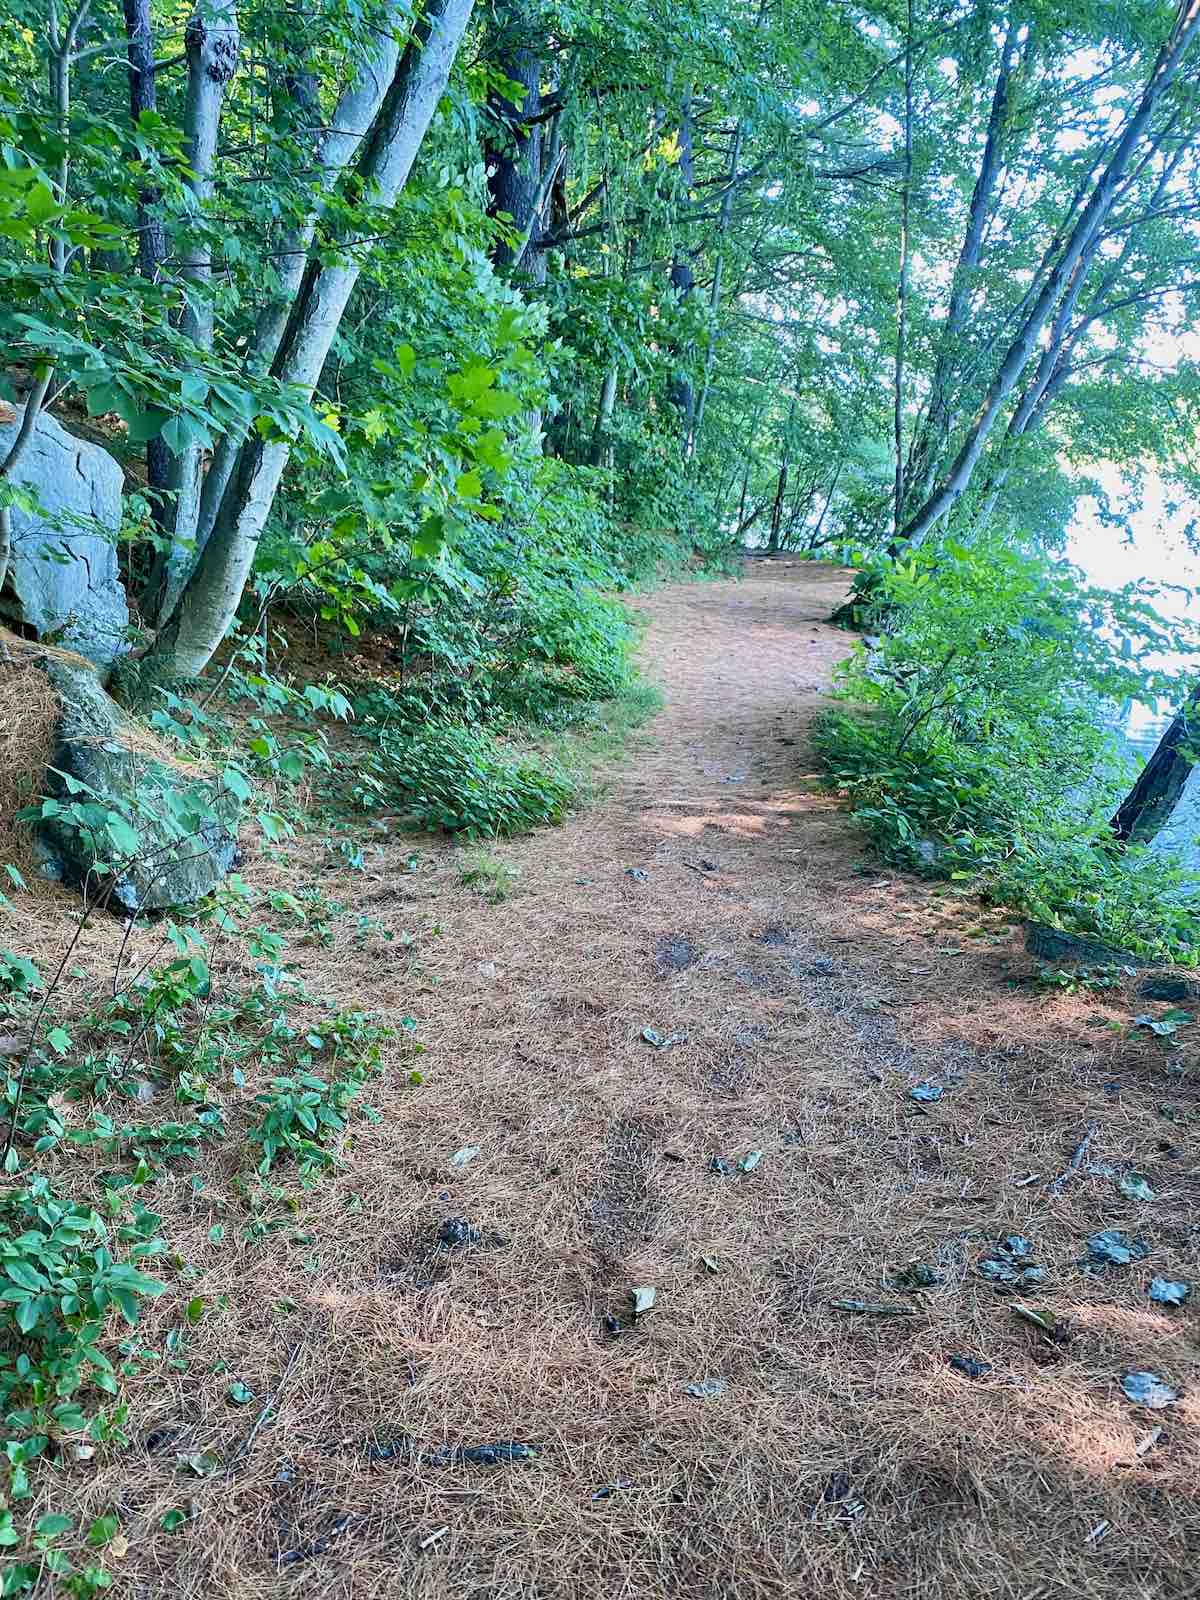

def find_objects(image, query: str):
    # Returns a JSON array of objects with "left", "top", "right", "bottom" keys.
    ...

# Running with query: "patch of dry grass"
[{"left": 3, "top": 565, "right": 1199, "bottom": 1599}]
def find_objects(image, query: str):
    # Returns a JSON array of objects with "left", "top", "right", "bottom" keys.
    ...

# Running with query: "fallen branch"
[{"left": 226, "top": 1333, "right": 307, "bottom": 1473}]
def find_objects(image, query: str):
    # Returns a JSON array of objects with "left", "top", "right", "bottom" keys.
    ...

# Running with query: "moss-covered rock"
[{"left": 36, "top": 656, "right": 239, "bottom": 911}]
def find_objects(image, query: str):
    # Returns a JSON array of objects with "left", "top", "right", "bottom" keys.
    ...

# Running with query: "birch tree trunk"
[
  {"left": 166, "top": 0, "right": 240, "bottom": 566},
  {"left": 901, "top": 14, "right": 1020, "bottom": 509},
  {"left": 145, "top": 15, "right": 408, "bottom": 624},
  {"left": 149, "top": 0, "right": 476, "bottom": 677}
]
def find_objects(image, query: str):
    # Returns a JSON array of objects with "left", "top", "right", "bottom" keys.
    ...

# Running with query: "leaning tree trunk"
[
  {"left": 148, "top": 0, "right": 476, "bottom": 678},
  {"left": 1111, "top": 685, "right": 1200, "bottom": 845},
  {"left": 145, "top": 16, "right": 407, "bottom": 625},
  {"left": 895, "top": 0, "right": 1200, "bottom": 552}
]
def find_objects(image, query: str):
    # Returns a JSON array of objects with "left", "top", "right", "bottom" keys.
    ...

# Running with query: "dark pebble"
[{"left": 948, "top": 1354, "right": 993, "bottom": 1379}]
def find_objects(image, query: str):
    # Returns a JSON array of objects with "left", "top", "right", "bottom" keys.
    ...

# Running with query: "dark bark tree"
[
  {"left": 484, "top": 6, "right": 547, "bottom": 284},
  {"left": 1111, "top": 686, "right": 1200, "bottom": 844}
]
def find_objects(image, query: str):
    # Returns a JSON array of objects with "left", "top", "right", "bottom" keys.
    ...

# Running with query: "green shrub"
[
  {"left": 375, "top": 723, "right": 575, "bottom": 836},
  {"left": 817, "top": 538, "right": 1200, "bottom": 963},
  {"left": 0, "top": 1179, "right": 165, "bottom": 1480}
]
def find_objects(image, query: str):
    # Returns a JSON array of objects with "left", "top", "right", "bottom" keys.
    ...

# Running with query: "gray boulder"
[
  {"left": 36, "top": 657, "right": 239, "bottom": 912},
  {"left": 0, "top": 404, "right": 129, "bottom": 667}
]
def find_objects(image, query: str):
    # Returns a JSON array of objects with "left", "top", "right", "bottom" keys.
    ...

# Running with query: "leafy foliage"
[
  {"left": 816, "top": 538, "right": 1200, "bottom": 962},
  {"left": 373, "top": 722, "right": 576, "bottom": 837}
]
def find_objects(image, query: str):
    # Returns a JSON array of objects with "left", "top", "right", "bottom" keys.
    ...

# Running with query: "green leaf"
[
  {"left": 5, "top": 1261, "right": 42, "bottom": 1291},
  {"left": 126, "top": 408, "right": 171, "bottom": 444},
  {"left": 36, "top": 1514, "right": 73, "bottom": 1538},
  {"left": 185, "top": 1296, "right": 205, "bottom": 1324},
  {"left": 473, "top": 389, "right": 522, "bottom": 420},
  {"left": 227, "top": 1381, "right": 254, "bottom": 1405},
  {"left": 25, "top": 183, "right": 57, "bottom": 224},
  {"left": 221, "top": 766, "right": 252, "bottom": 803},
  {"left": 105, "top": 815, "right": 141, "bottom": 857},
  {"left": 86, "top": 1514, "right": 119, "bottom": 1548}
]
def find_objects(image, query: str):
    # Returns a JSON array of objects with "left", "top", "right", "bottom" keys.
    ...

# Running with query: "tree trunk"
[
  {"left": 891, "top": 0, "right": 914, "bottom": 540},
  {"left": 485, "top": 7, "right": 545, "bottom": 283},
  {"left": 167, "top": 0, "right": 240, "bottom": 570},
  {"left": 768, "top": 455, "right": 788, "bottom": 551},
  {"left": 1111, "top": 686, "right": 1200, "bottom": 844},
  {"left": 589, "top": 366, "right": 618, "bottom": 467},
  {"left": 149, "top": 0, "right": 476, "bottom": 677},
  {"left": 122, "top": 0, "right": 172, "bottom": 528},
  {"left": 145, "top": 13, "right": 408, "bottom": 626},
  {"left": 666, "top": 91, "right": 696, "bottom": 443},
  {"left": 690, "top": 118, "right": 742, "bottom": 458},
  {"left": 902, "top": 14, "right": 1021, "bottom": 510},
  {"left": 896, "top": 1, "right": 1200, "bottom": 551}
]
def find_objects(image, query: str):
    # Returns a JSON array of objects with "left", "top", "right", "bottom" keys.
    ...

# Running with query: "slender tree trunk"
[
  {"left": 1111, "top": 685, "right": 1200, "bottom": 844},
  {"left": 810, "top": 462, "right": 843, "bottom": 546},
  {"left": 768, "top": 456, "right": 788, "bottom": 551},
  {"left": 149, "top": 0, "right": 476, "bottom": 676},
  {"left": 666, "top": 90, "right": 697, "bottom": 444},
  {"left": 903, "top": 14, "right": 1021, "bottom": 507},
  {"left": 146, "top": 13, "right": 407, "bottom": 625},
  {"left": 122, "top": 0, "right": 172, "bottom": 528},
  {"left": 891, "top": 0, "right": 914, "bottom": 540},
  {"left": 590, "top": 366, "right": 618, "bottom": 466},
  {"left": 690, "top": 118, "right": 742, "bottom": 458},
  {"left": 168, "top": 0, "right": 240, "bottom": 566},
  {"left": 897, "top": 0, "right": 1200, "bottom": 550}
]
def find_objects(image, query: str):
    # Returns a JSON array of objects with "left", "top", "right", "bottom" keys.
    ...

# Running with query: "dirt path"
[{"left": 115, "top": 563, "right": 1198, "bottom": 1599}]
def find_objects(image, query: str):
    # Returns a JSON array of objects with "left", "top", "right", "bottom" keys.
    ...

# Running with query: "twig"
[
  {"left": 1048, "top": 1121, "right": 1097, "bottom": 1195},
  {"left": 1135, "top": 1425, "right": 1163, "bottom": 1458},
  {"left": 828, "top": 1299, "right": 916, "bottom": 1317},
  {"left": 419, "top": 1526, "right": 449, "bottom": 1550},
  {"left": 226, "top": 1334, "right": 306, "bottom": 1473}
]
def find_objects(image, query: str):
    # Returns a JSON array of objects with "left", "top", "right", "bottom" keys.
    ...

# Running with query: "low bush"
[
  {"left": 374, "top": 723, "right": 575, "bottom": 837},
  {"left": 817, "top": 538, "right": 1200, "bottom": 963}
]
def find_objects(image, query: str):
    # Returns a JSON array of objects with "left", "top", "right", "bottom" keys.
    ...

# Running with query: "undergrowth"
[
  {"left": 816, "top": 538, "right": 1200, "bottom": 964},
  {"left": 0, "top": 524, "right": 665, "bottom": 1586}
]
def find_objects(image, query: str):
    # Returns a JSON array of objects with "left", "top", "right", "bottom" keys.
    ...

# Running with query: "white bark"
[
  {"left": 151, "top": 15, "right": 407, "bottom": 624},
  {"left": 167, "top": 0, "right": 240, "bottom": 570},
  {"left": 157, "top": 0, "right": 476, "bottom": 676}
]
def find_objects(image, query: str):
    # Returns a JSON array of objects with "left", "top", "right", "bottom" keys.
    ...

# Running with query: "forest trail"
[{"left": 124, "top": 562, "right": 1198, "bottom": 1599}]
